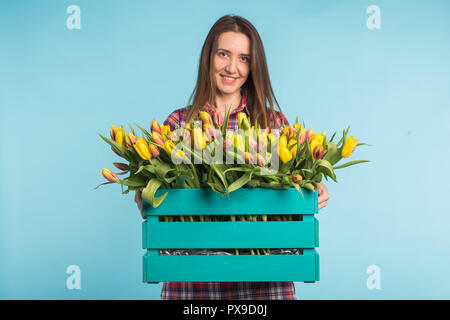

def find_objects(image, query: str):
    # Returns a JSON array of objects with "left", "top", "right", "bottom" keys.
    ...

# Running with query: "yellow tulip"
[
  {"left": 161, "top": 125, "right": 171, "bottom": 138},
  {"left": 288, "top": 138, "right": 297, "bottom": 158},
  {"left": 192, "top": 128, "right": 206, "bottom": 150},
  {"left": 310, "top": 131, "right": 326, "bottom": 159},
  {"left": 279, "top": 135, "right": 288, "bottom": 149},
  {"left": 115, "top": 127, "right": 126, "bottom": 147},
  {"left": 341, "top": 135, "right": 359, "bottom": 158},
  {"left": 163, "top": 140, "right": 176, "bottom": 154},
  {"left": 101, "top": 168, "right": 119, "bottom": 183},
  {"left": 234, "top": 134, "right": 245, "bottom": 153},
  {"left": 199, "top": 111, "right": 213, "bottom": 126},
  {"left": 133, "top": 138, "right": 151, "bottom": 160},
  {"left": 279, "top": 146, "right": 293, "bottom": 163},
  {"left": 238, "top": 112, "right": 250, "bottom": 130},
  {"left": 110, "top": 125, "right": 118, "bottom": 141}
]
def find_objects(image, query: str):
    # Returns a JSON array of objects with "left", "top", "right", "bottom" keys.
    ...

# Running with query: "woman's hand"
[
  {"left": 317, "top": 182, "right": 330, "bottom": 210},
  {"left": 134, "top": 188, "right": 145, "bottom": 219}
]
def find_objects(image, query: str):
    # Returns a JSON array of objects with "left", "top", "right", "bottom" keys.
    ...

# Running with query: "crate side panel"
[
  {"left": 143, "top": 188, "right": 318, "bottom": 216},
  {"left": 144, "top": 220, "right": 316, "bottom": 249},
  {"left": 144, "top": 254, "right": 317, "bottom": 282}
]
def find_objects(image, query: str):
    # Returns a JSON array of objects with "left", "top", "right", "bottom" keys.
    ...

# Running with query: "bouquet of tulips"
[{"left": 97, "top": 108, "right": 368, "bottom": 203}]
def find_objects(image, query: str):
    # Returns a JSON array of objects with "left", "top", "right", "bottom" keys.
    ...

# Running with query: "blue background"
[{"left": 1, "top": 0, "right": 449, "bottom": 299}]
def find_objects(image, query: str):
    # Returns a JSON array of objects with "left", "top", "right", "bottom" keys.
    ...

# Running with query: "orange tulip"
[{"left": 101, "top": 169, "right": 119, "bottom": 183}]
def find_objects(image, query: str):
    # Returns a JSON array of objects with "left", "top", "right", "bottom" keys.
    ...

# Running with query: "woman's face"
[{"left": 213, "top": 31, "right": 251, "bottom": 96}]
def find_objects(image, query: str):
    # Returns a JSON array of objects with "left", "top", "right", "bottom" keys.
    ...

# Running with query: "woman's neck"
[{"left": 214, "top": 91, "right": 241, "bottom": 118}]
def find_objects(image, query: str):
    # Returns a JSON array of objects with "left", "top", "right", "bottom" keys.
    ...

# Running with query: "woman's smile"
[{"left": 221, "top": 74, "right": 238, "bottom": 84}]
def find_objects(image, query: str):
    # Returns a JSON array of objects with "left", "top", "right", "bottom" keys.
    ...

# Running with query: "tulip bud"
[
  {"left": 182, "top": 128, "right": 191, "bottom": 141},
  {"left": 115, "top": 127, "right": 126, "bottom": 147},
  {"left": 199, "top": 111, "right": 213, "bottom": 126},
  {"left": 192, "top": 127, "right": 206, "bottom": 150},
  {"left": 126, "top": 133, "right": 138, "bottom": 149},
  {"left": 292, "top": 174, "right": 303, "bottom": 183},
  {"left": 306, "top": 128, "right": 314, "bottom": 142},
  {"left": 341, "top": 136, "right": 358, "bottom": 158},
  {"left": 238, "top": 112, "right": 250, "bottom": 130},
  {"left": 101, "top": 168, "right": 119, "bottom": 183},
  {"left": 213, "top": 108, "right": 224, "bottom": 126},
  {"left": 288, "top": 138, "right": 297, "bottom": 158},
  {"left": 244, "top": 152, "right": 255, "bottom": 164},
  {"left": 152, "top": 132, "right": 165, "bottom": 146},
  {"left": 110, "top": 125, "right": 118, "bottom": 141},
  {"left": 151, "top": 120, "right": 161, "bottom": 134},
  {"left": 248, "top": 136, "right": 258, "bottom": 153},
  {"left": 161, "top": 125, "right": 171, "bottom": 138},
  {"left": 163, "top": 140, "right": 176, "bottom": 154},
  {"left": 113, "top": 162, "right": 129, "bottom": 171},
  {"left": 234, "top": 134, "right": 245, "bottom": 153},
  {"left": 256, "top": 153, "right": 266, "bottom": 166},
  {"left": 279, "top": 146, "right": 293, "bottom": 164},
  {"left": 223, "top": 137, "right": 233, "bottom": 150},
  {"left": 279, "top": 135, "right": 288, "bottom": 149},
  {"left": 298, "top": 127, "right": 306, "bottom": 145},
  {"left": 133, "top": 138, "right": 151, "bottom": 160},
  {"left": 203, "top": 123, "right": 218, "bottom": 141},
  {"left": 149, "top": 144, "right": 160, "bottom": 157}
]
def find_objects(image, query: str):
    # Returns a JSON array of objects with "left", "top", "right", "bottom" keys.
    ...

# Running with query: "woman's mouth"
[{"left": 221, "top": 75, "right": 238, "bottom": 84}]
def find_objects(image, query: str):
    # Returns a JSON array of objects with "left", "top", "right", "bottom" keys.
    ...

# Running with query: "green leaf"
[
  {"left": 323, "top": 141, "right": 340, "bottom": 166},
  {"left": 293, "top": 183, "right": 304, "bottom": 200},
  {"left": 333, "top": 160, "right": 370, "bottom": 170},
  {"left": 119, "top": 174, "right": 148, "bottom": 188},
  {"left": 94, "top": 181, "right": 115, "bottom": 190},
  {"left": 98, "top": 133, "right": 125, "bottom": 156},
  {"left": 315, "top": 159, "right": 337, "bottom": 182},
  {"left": 227, "top": 171, "right": 251, "bottom": 193},
  {"left": 142, "top": 178, "right": 168, "bottom": 208}
]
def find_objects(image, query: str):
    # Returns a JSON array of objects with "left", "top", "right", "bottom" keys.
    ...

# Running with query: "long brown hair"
[{"left": 185, "top": 15, "right": 284, "bottom": 129}]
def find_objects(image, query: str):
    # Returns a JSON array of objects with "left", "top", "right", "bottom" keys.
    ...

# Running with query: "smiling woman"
[{"left": 136, "top": 14, "right": 330, "bottom": 300}]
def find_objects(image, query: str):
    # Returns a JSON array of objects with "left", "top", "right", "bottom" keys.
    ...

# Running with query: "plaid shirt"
[
  {"left": 161, "top": 94, "right": 295, "bottom": 300},
  {"left": 163, "top": 94, "right": 289, "bottom": 132}
]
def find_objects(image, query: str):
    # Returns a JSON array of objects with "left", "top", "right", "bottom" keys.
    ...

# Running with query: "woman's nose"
[{"left": 225, "top": 58, "right": 237, "bottom": 74}]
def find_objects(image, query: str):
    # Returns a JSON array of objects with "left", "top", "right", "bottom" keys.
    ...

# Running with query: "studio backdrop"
[{"left": 1, "top": 0, "right": 449, "bottom": 299}]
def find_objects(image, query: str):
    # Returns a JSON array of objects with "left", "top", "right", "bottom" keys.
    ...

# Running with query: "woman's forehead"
[{"left": 217, "top": 31, "right": 251, "bottom": 55}]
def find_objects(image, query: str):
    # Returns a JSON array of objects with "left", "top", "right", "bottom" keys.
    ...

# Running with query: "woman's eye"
[
  {"left": 241, "top": 57, "right": 249, "bottom": 62},
  {"left": 218, "top": 52, "right": 227, "bottom": 57}
]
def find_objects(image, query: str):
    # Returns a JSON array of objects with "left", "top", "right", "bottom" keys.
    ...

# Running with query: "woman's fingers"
[
  {"left": 317, "top": 182, "right": 330, "bottom": 210},
  {"left": 135, "top": 189, "right": 144, "bottom": 218}
]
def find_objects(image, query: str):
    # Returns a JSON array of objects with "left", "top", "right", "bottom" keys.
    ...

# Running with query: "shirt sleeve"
[
  {"left": 163, "top": 108, "right": 187, "bottom": 132},
  {"left": 270, "top": 110, "right": 290, "bottom": 129}
]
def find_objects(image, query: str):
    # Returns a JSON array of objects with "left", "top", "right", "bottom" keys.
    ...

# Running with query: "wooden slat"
[
  {"left": 144, "top": 252, "right": 318, "bottom": 282},
  {"left": 143, "top": 220, "right": 317, "bottom": 249},
  {"left": 142, "top": 187, "right": 318, "bottom": 216}
]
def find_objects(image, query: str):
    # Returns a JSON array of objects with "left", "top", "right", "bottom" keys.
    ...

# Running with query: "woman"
[{"left": 135, "top": 15, "right": 330, "bottom": 300}]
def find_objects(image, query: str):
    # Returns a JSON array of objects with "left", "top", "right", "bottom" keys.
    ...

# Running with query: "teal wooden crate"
[{"left": 142, "top": 187, "right": 319, "bottom": 283}]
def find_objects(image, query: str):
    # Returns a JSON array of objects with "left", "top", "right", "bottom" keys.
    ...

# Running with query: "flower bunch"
[{"left": 97, "top": 107, "right": 369, "bottom": 209}]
